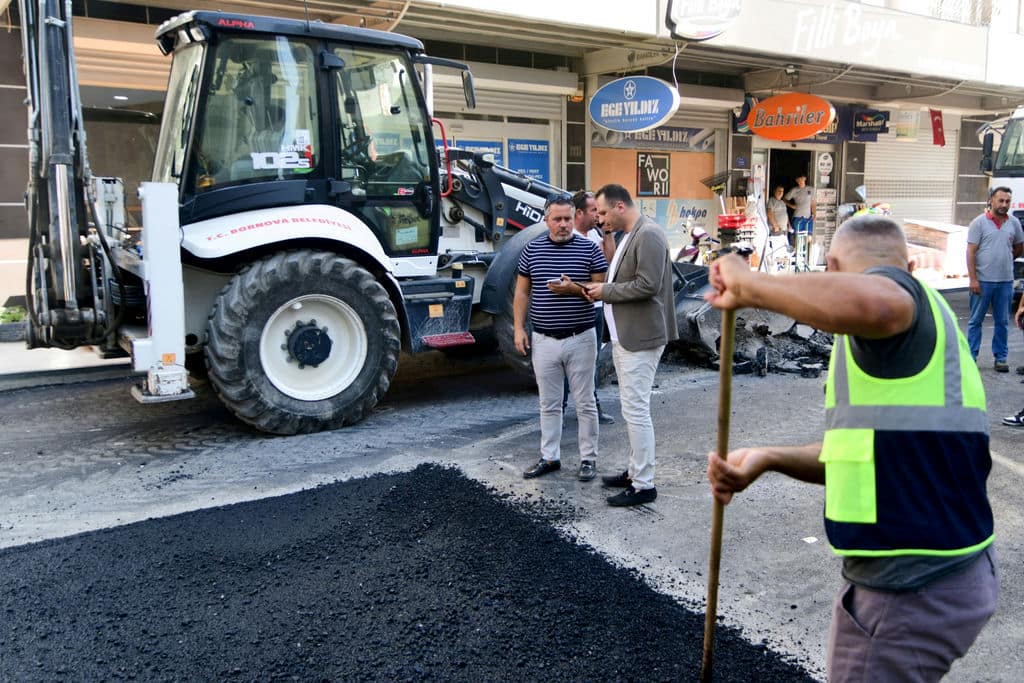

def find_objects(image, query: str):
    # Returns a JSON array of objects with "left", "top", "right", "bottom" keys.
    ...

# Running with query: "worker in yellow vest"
[{"left": 704, "top": 215, "right": 997, "bottom": 682}]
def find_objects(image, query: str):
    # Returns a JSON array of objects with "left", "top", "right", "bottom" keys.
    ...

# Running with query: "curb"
[
  {"left": 0, "top": 364, "right": 137, "bottom": 393},
  {"left": 0, "top": 322, "right": 26, "bottom": 343}
]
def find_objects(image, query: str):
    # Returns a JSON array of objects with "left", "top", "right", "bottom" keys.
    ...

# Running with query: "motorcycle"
[{"left": 675, "top": 226, "right": 719, "bottom": 265}]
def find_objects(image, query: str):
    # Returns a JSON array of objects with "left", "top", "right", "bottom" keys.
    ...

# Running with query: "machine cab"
[{"left": 153, "top": 11, "right": 441, "bottom": 256}]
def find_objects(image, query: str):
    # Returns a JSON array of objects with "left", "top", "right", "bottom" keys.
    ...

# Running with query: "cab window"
[{"left": 190, "top": 36, "right": 320, "bottom": 192}]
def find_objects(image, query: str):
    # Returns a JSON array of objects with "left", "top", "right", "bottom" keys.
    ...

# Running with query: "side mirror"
[
  {"left": 981, "top": 132, "right": 994, "bottom": 174},
  {"left": 461, "top": 69, "right": 476, "bottom": 110}
]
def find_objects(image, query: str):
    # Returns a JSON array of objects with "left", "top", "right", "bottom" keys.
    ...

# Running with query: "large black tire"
[
  {"left": 495, "top": 273, "right": 533, "bottom": 378},
  {"left": 205, "top": 250, "right": 400, "bottom": 435}
]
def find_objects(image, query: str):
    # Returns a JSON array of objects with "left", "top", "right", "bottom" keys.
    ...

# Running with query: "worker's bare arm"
[
  {"left": 705, "top": 255, "right": 914, "bottom": 339},
  {"left": 706, "top": 443, "right": 824, "bottom": 505}
]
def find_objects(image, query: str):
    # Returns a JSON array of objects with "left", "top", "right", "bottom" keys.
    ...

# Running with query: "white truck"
[{"left": 979, "top": 108, "right": 1024, "bottom": 309}]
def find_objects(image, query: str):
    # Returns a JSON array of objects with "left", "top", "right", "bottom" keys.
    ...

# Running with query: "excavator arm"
[{"left": 19, "top": 0, "right": 117, "bottom": 348}]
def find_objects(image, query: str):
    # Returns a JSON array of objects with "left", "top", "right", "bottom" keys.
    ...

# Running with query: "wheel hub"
[{"left": 283, "top": 319, "right": 333, "bottom": 368}]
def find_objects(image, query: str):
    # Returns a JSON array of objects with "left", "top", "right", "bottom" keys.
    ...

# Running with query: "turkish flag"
[{"left": 930, "top": 109, "right": 946, "bottom": 147}]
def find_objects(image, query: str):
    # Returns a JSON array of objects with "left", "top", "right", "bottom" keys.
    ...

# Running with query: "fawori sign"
[
  {"left": 666, "top": 0, "right": 743, "bottom": 41},
  {"left": 747, "top": 93, "right": 835, "bottom": 141},
  {"left": 590, "top": 77, "right": 680, "bottom": 134},
  {"left": 637, "top": 153, "right": 671, "bottom": 197}
]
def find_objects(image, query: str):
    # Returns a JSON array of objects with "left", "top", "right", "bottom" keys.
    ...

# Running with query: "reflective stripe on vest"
[
  {"left": 826, "top": 285, "right": 988, "bottom": 435},
  {"left": 821, "top": 281, "right": 992, "bottom": 556}
]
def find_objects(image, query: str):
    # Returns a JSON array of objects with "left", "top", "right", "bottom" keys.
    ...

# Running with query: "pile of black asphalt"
[{"left": 0, "top": 464, "right": 814, "bottom": 681}]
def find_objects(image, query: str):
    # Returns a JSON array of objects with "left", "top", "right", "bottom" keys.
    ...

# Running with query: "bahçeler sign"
[
  {"left": 747, "top": 93, "right": 836, "bottom": 141},
  {"left": 589, "top": 76, "right": 681, "bottom": 134}
]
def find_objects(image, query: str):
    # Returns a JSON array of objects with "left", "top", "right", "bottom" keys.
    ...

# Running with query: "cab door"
[{"left": 327, "top": 44, "right": 439, "bottom": 257}]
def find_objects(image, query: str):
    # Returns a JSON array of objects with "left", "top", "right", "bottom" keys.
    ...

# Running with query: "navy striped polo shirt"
[{"left": 517, "top": 233, "right": 608, "bottom": 333}]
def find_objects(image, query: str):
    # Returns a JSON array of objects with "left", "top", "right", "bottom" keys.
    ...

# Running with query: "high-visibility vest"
[{"left": 820, "top": 281, "right": 994, "bottom": 557}]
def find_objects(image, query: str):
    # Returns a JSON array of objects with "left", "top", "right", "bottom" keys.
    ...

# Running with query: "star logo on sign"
[{"left": 624, "top": 80, "right": 637, "bottom": 100}]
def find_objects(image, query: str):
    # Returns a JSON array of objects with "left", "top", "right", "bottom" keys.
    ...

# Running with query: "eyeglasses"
[{"left": 544, "top": 194, "right": 573, "bottom": 210}]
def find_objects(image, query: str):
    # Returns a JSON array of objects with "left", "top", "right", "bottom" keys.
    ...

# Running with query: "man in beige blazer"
[{"left": 584, "top": 184, "right": 678, "bottom": 506}]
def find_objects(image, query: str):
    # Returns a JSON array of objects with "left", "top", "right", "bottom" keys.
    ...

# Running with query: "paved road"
[{"left": 1, "top": 289, "right": 1023, "bottom": 681}]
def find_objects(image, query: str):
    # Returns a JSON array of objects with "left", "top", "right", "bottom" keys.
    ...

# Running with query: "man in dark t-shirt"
[
  {"left": 513, "top": 196, "right": 608, "bottom": 481},
  {"left": 704, "top": 215, "right": 997, "bottom": 681}
]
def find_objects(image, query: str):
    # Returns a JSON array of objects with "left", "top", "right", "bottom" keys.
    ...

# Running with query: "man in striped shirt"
[{"left": 514, "top": 196, "right": 609, "bottom": 481}]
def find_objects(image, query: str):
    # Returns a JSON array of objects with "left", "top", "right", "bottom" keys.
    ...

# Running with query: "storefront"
[
  {"left": 862, "top": 113, "right": 961, "bottom": 225},
  {"left": 431, "top": 62, "right": 576, "bottom": 187},
  {"left": 727, "top": 94, "right": 843, "bottom": 266},
  {"left": 735, "top": 98, "right": 961, "bottom": 266},
  {"left": 586, "top": 75, "right": 734, "bottom": 255}
]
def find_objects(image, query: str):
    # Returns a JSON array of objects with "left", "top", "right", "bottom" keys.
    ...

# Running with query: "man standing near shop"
[
  {"left": 584, "top": 184, "right": 678, "bottom": 506},
  {"left": 564, "top": 189, "right": 616, "bottom": 425},
  {"left": 785, "top": 174, "right": 816, "bottom": 266},
  {"left": 704, "top": 215, "right": 997, "bottom": 681},
  {"left": 967, "top": 186, "right": 1024, "bottom": 372},
  {"left": 514, "top": 196, "right": 608, "bottom": 482}
]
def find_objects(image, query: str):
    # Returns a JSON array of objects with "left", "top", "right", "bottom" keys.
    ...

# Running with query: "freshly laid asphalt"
[{"left": 0, "top": 465, "right": 814, "bottom": 681}]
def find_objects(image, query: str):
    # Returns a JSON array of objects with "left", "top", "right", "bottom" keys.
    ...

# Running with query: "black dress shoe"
[
  {"left": 578, "top": 460, "right": 596, "bottom": 481},
  {"left": 601, "top": 470, "right": 631, "bottom": 488},
  {"left": 523, "top": 459, "right": 561, "bottom": 479},
  {"left": 607, "top": 485, "right": 657, "bottom": 507},
  {"left": 597, "top": 409, "right": 616, "bottom": 425}
]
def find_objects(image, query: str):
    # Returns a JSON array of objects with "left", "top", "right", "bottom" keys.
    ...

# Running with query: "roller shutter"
[
  {"left": 433, "top": 84, "right": 563, "bottom": 120},
  {"left": 864, "top": 122, "right": 958, "bottom": 224},
  {"left": 667, "top": 108, "right": 730, "bottom": 129}
]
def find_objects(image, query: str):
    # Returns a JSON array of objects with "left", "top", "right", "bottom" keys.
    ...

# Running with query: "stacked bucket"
[{"left": 716, "top": 213, "right": 756, "bottom": 249}]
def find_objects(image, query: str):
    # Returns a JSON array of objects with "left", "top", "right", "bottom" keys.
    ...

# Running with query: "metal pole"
[{"left": 700, "top": 307, "right": 737, "bottom": 683}]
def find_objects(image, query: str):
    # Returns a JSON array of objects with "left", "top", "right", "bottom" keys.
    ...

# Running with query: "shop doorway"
[{"left": 768, "top": 149, "right": 813, "bottom": 199}]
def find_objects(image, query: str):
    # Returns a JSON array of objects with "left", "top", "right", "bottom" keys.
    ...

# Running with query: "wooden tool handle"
[{"left": 700, "top": 308, "right": 737, "bottom": 683}]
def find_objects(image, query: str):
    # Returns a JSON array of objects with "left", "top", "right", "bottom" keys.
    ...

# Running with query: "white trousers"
[
  {"left": 531, "top": 330, "right": 598, "bottom": 463},
  {"left": 611, "top": 342, "right": 664, "bottom": 491}
]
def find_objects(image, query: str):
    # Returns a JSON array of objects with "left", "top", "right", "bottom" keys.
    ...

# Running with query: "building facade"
[{"left": 3, "top": 0, "right": 1024, "bottom": 249}]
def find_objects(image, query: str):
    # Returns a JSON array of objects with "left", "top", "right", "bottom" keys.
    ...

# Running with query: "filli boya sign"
[
  {"left": 589, "top": 77, "right": 681, "bottom": 134},
  {"left": 747, "top": 93, "right": 836, "bottom": 141}
]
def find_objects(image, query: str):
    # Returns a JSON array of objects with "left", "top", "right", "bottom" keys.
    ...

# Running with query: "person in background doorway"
[
  {"left": 785, "top": 175, "right": 816, "bottom": 263},
  {"left": 767, "top": 185, "right": 790, "bottom": 233},
  {"left": 766, "top": 184, "right": 792, "bottom": 268},
  {"left": 514, "top": 196, "right": 608, "bottom": 482},
  {"left": 705, "top": 215, "right": 998, "bottom": 682},
  {"left": 585, "top": 184, "right": 678, "bottom": 506},
  {"left": 562, "top": 190, "right": 616, "bottom": 425},
  {"left": 966, "top": 186, "right": 1024, "bottom": 373}
]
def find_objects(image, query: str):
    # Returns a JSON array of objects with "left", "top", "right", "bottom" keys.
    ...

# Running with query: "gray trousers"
[
  {"left": 531, "top": 330, "right": 598, "bottom": 463},
  {"left": 828, "top": 546, "right": 999, "bottom": 682},
  {"left": 611, "top": 342, "right": 664, "bottom": 491},
  {"left": 563, "top": 309, "right": 606, "bottom": 408}
]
